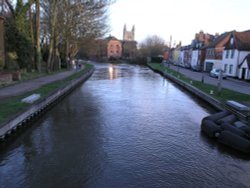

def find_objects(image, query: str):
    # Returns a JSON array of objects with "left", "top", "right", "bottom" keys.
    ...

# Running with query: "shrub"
[
  {"left": 5, "top": 18, "right": 33, "bottom": 70},
  {"left": 6, "top": 52, "right": 19, "bottom": 70}
]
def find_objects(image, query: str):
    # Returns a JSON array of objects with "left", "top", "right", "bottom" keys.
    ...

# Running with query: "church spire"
[
  {"left": 123, "top": 24, "right": 127, "bottom": 40},
  {"left": 123, "top": 24, "right": 135, "bottom": 41},
  {"left": 124, "top": 24, "right": 127, "bottom": 31}
]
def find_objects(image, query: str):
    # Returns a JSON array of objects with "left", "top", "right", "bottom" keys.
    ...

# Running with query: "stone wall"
[{"left": 0, "top": 73, "right": 12, "bottom": 85}]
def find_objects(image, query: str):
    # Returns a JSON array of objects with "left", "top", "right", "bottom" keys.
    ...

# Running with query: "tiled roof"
[
  {"left": 233, "top": 31, "right": 250, "bottom": 50},
  {"left": 180, "top": 45, "right": 192, "bottom": 50},
  {"left": 205, "top": 31, "right": 232, "bottom": 48}
]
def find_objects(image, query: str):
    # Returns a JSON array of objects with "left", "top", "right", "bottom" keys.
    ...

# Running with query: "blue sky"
[{"left": 109, "top": 0, "right": 250, "bottom": 45}]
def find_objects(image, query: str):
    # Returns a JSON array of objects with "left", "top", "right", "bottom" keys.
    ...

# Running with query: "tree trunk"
[
  {"left": 47, "top": 0, "right": 57, "bottom": 72},
  {"left": 35, "top": 0, "right": 41, "bottom": 72},
  {"left": 29, "top": 4, "right": 35, "bottom": 70}
]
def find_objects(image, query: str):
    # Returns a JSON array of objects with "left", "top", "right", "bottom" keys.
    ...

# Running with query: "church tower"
[{"left": 123, "top": 24, "right": 135, "bottom": 41}]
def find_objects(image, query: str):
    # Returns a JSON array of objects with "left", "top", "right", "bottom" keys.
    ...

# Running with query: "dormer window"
[{"left": 230, "top": 37, "right": 234, "bottom": 45}]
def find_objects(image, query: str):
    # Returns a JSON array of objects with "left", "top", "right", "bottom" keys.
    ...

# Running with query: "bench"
[{"left": 21, "top": 94, "right": 41, "bottom": 103}]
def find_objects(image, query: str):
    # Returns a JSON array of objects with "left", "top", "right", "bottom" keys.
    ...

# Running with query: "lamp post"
[{"left": 201, "top": 74, "right": 204, "bottom": 83}]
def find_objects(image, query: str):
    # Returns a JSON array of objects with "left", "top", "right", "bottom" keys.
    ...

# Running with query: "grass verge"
[
  {"left": 0, "top": 64, "right": 93, "bottom": 124},
  {"left": 148, "top": 63, "right": 250, "bottom": 103}
]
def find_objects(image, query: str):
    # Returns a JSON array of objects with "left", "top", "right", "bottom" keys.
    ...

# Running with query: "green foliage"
[
  {"left": 0, "top": 64, "right": 93, "bottom": 124},
  {"left": 7, "top": 52, "right": 17, "bottom": 60},
  {"left": 4, "top": 0, "right": 34, "bottom": 70},
  {"left": 5, "top": 17, "right": 34, "bottom": 69},
  {"left": 6, "top": 52, "right": 19, "bottom": 70},
  {"left": 0, "top": 58, "right": 4, "bottom": 70}
]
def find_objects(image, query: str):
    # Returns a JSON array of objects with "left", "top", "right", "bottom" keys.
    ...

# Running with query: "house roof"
[
  {"left": 231, "top": 31, "right": 250, "bottom": 50},
  {"left": 191, "top": 39, "right": 205, "bottom": 50},
  {"left": 181, "top": 45, "right": 192, "bottom": 51},
  {"left": 204, "top": 31, "right": 232, "bottom": 49}
]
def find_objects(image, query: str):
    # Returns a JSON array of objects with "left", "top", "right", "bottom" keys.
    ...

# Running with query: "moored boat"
[{"left": 201, "top": 111, "right": 250, "bottom": 153}]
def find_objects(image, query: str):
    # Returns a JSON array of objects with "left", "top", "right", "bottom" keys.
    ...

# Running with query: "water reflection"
[
  {"left": 1, "top": 62, "right": 250, "bottom": 188},
  {"left": 108, "top": 64, "right": 118, "bottom": 80}
]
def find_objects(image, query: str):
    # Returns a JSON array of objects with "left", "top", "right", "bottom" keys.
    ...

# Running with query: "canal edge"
[
  {"left": 0, "top": 68, "right": 94, "bottom": 140},
  {"left": 147, "top": 64, "right": 224, "bottom": 111}
]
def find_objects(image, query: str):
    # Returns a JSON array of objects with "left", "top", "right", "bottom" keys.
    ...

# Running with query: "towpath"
[
  {"left": 164, "top": 64, "right": 250, "bottom": 95},
  {"left": 0, "top": 70, "right": 75, "bottom": 100}
]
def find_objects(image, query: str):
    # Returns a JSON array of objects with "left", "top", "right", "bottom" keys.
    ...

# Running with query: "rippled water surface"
[{"left": 1, "top": 63, "right": 250, "bottom": 188}]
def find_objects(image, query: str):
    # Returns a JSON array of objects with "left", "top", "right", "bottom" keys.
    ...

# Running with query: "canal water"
[{"left": 1, "top": 63, "right": 250, "bottom": 188}]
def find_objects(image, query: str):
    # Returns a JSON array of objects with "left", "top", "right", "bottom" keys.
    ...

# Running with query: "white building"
[
  {"left": 179, "top": 48, "right": 185, "bottom": 67},
  {"left": 238, "top": 55, "right": 250, "bottom": 80},
  {"left": 222, "top": 31, "right": 250, "bottom": 80}
]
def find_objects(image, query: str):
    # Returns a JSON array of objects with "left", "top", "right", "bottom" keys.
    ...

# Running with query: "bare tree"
[
  {"left": 39, "top": 0, "right": 113, "bottom": 71},
  {"left": 139, "top": 35, "right": 167, "bottom": 57},
  {"left": 3, "top": 0, "right": 114, "bottom": 72},
  {"left": 1, "top": 0, "right": 15, "bottom": 15},
  {"left": 45, "top": 0, "right": 58, "bottom": 72}
]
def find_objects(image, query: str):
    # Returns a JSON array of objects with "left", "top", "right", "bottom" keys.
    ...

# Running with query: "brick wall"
[
  {"left": 107, "top": 39, "right": 122, "bottom": 59},
  {"left": 0, "top": 73, "right": 12, "bottom": 84}
]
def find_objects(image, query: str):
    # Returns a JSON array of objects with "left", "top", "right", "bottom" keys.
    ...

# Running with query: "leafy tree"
[{"left": 3, "top": 0, "right": 34, "bottom": 70}]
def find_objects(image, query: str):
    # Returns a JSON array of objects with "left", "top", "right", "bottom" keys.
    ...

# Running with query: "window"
[
  {"left": 224, "top": 64, "right": 228, "bottom": 73},
  {"left": 225, "top": 50, "right": 229, "bottom": 58},
  {"left": 231, "top": 49, "right": 235, "bottom": 58},
  {"left": 229, "top": 64, "right": 233, "bottom": 74},
  {"left": 110, "top": 50, "right": 113, "bottom": 54},
  {"left": 230, "top": 37, "right": 234, "bottom": 45}
]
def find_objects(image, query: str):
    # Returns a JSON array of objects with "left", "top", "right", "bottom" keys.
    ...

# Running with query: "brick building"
[
  {"left": 195, "top": 30, "right": 215, "bottom": 46},
  {"left": 106, "top": 36, "right": 122, "bottom": 59},
  {"left": 204, "top": 32, "right": 232, "bottom": 71},
  {"left": 96, "top": 25, "right": 137, "bottom": 60}
]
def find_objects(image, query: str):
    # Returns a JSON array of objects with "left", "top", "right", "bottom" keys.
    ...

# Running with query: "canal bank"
[
  {"left": 0, "top": 65, "right": 94, "bottom": 140},
  {"left": 147, "top": 63, "right": 250, "bottom": 123},
  {"left": 1, "top": 63, "right": 250, "bottom": 188},
  {"left": 148, "top": 63, "right": 223, "bottom": 110}
]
